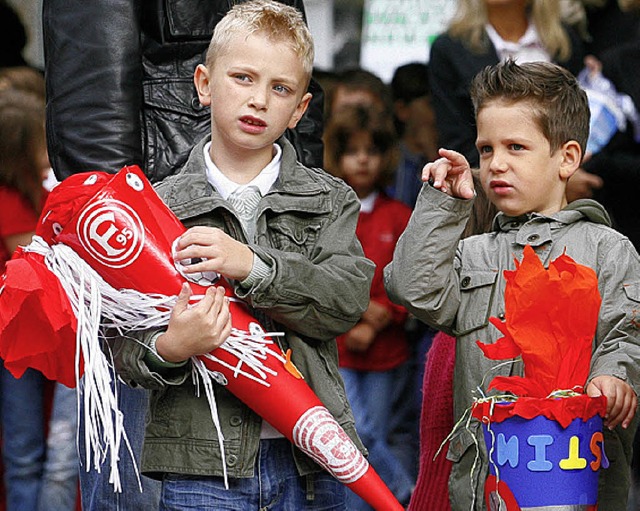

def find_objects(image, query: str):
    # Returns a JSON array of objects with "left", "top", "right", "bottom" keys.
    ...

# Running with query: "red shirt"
[
  {"left": 0, "top": 185, "right": 46, "bottom": 274},
  {"left": 337, "top": 192, "right": 412, "bottom": 371}
]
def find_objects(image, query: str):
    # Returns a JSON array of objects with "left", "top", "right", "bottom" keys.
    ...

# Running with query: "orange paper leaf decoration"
[{"left": 477, "top": 245, "right": 602, "bottom": 398}]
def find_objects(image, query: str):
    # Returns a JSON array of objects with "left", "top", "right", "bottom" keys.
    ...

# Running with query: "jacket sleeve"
[
  {"left": 236, "top": 186, "right": 375, "bottom": 342},
  {"left": 384, "top": 184, "right": 474, "bottom": 334},
  {"left": 589, "top": 237, "right": 640, "bottom": 395},
  {"left": 43, "top": 0, "right": 144, "bottom": 179},
  {"left": 107, "top": 327, "right": 191, "bottom": 390}
]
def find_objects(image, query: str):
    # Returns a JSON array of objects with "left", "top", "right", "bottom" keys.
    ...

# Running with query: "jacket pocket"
[
  {"left": 623, "top": 282, "right": 640, "bottom": 303},
  {"left": 455, "top": 269, "right": 499, "bottom": 336},
  {"left": 268, "top": 216, "right": 322, "bottom": 256},
  {"left": 446, "top": 425, "right": 477, "bottom": 463}
]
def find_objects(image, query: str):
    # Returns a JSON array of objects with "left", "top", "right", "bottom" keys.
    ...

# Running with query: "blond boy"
[{"left": 111, "top": 1, "right": 373, "bottom": 509}]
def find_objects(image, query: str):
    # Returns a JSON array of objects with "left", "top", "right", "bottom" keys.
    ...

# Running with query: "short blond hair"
[{"left": 206, "top": 0, "right": 314, "bottom": 82}]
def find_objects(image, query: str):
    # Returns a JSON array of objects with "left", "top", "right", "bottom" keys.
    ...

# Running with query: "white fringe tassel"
[{"left": 25, "top": 236, "right": 283, "bottom": 490}]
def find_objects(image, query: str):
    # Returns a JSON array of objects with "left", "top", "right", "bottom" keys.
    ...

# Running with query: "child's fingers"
[
  {"left": 176, "top": 227, "right": 227, "bottom": 255},
  {"left": 220, "top": 306, "right": 233, "bottom": 341},
  {"left": 438, "top": 147, "right": 466, "bottom": 164},
  {"left": 452, "top": 174, "right": 476, "bottom": 200},
  {"left": 421, "top": 158, "right": 447, "bottom": 183},
  {"left": 605, "top": 392, "right": 623, "bottom": 429},
  {"left": 421, "top": 157, "right": 453, "bottom": 191},
  {"left": 602, "top": 383, "right": 637, "bottom": 429},
  {"left": 431, "top": 158, "right": 452, "bottom": 189},
  {"left": 198, "top": 286, "right": 225, "bottom": 315},
  {"left": 172, "top": 283, "right": 192, "bottom": 315},
  {"left": 620, "top": 390, "right": 638, "bottom": 429}
]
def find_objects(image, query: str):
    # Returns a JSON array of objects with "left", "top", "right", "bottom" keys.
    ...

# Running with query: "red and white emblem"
[
  {"left": 76, "top": 199, "right": 145, "bottom": 269},
  {"left": 293, "top": 406, "right": 369, "bottom": 484}
]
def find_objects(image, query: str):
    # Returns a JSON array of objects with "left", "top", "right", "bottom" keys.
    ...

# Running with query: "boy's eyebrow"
[
  {"left": 477, "top": 134, "right": 531, "bottom": 144},
  {"left": 228, "top": 64, "right": 302, "bottom": 87}
]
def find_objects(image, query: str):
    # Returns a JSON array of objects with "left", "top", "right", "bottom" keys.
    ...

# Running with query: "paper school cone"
[
  {"left": 471, "top": 246, "right": 607, "bottom": 509},
  {"left": 60, "top": 166, "right": 403, "bottom": 510},
  {"left": 1, "top": 166, "right": 402, "bottom": 509}
]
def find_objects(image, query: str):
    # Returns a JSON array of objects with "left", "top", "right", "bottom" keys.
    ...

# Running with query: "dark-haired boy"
[{"left": 385, "top": 60, "right": 640, "bottom": 510}]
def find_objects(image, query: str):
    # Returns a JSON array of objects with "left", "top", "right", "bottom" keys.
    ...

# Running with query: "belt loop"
[{"left": 305, "top": 473, "right": 315, "bottom": 502}]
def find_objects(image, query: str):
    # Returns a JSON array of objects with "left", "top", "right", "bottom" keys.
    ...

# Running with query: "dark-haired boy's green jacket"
[{"left": 385, "top": 184, "right": 640, "bottom": 511}]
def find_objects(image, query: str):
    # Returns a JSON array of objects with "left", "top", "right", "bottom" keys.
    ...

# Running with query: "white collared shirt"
[
  {"left": 485, "top": 22, "right": 551, "bottom": 64},
  {"left": 202, "top": 141, "right": 282, "bottom": 198},
  {"left": 358, "top": 191, "right": 378, "bottom": 214}
]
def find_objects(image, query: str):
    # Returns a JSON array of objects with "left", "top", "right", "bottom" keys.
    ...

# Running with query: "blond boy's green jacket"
[
  {"left": 110, "top": 136, "right": 374, "bottom": 480},
  {"left": 384, "top": 184, "right": 640, "bottom": 511}
]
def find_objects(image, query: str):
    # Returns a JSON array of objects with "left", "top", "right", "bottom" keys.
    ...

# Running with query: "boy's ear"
[
  {"left": 194, "top": 64, "right": 212, "bottom": 107},
  {"left": 287, "top": 92, "right": 312, "bottom": 130},
  {"left": 558, "top": 140, "right": 582, "bottom": 180}
]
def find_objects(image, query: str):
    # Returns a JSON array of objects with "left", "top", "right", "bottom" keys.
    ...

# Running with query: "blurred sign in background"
[{"left": 359, "top": 0, "right": 455, "bottom": 82}]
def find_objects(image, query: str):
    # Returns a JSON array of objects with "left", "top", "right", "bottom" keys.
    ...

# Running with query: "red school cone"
[{"left": 8, "top": 165, "right": 403, "bottom": 509}]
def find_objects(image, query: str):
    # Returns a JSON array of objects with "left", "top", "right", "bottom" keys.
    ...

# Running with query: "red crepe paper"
[
  {"left": 472, "top": 394, "right": 606, "bottom": 429},
  {"left": 473, "top": 245, "right": 607, "bottom": 425},
  {"left": 0, "top": 172, "right": 110, "bottom": 387},
  {"left": 0, "top": 249, "right": 79, "bottom": 387}
]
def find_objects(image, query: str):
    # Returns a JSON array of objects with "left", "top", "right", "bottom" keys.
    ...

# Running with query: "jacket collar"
[
  {"left": 155, "top": 135, "right": 330, "bottom": 219},
  {"left": 494, "top": 199, "right": 612, "bottom": 232}
]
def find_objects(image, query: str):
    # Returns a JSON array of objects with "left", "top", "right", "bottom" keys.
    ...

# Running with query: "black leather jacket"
[{"left": 43, "top": 0, "right": 324, "bottom": 182}]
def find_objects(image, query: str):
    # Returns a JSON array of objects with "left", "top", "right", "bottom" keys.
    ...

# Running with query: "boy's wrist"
[
  {"left": 145, "top": 332, "right": 189, "bottom": 369},
  {"left": 240, "top": 252, "right": 273, "bottom": 288}
]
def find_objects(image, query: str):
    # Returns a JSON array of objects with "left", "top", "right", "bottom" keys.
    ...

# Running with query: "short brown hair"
[
  {"left": 470, "top": 60, "right": 590, "bottom": 156},
  {"left": 323, "top": 105, "right": 399, "bottom": 189}
]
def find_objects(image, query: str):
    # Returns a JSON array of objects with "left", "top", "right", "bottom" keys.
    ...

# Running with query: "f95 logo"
[{"left": 76, "top": 199, "right": 145, "bottom": 269}]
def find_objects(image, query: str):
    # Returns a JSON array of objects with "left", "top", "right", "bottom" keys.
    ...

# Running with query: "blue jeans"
[
  {"left": 1, "top": 366, "right": 78, "bottom": 511},
  {"left": 340, "top": 367, "right": 414, "bottom": 510},
  {"left": 39, "top": 384, "right": 79, "bottom": 511},
  {"left": 388, "top": 329, "right": 435, "bottom": 482},
  {"left": 78, "top": 382, "right": 161, "bottom": 510},
  {"left": 159, "top": 438, "right": 347, "bottom": 510}
]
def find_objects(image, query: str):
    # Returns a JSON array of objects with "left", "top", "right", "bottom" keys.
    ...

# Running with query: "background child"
[
  {"left": 384, "top": 60, "right": 640, "bottom": 510},
  {"left": 0, "top": 84, "right": 78, "bottom": 511},
  {"left": 388, "top": 62, "right": 439, "bottom": 209},
  {"left": 109, "top": 2, "right": 374, "bottom": 509},
  {"left": 324, "top": 105, "right": 414, "bottom": 508}
]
